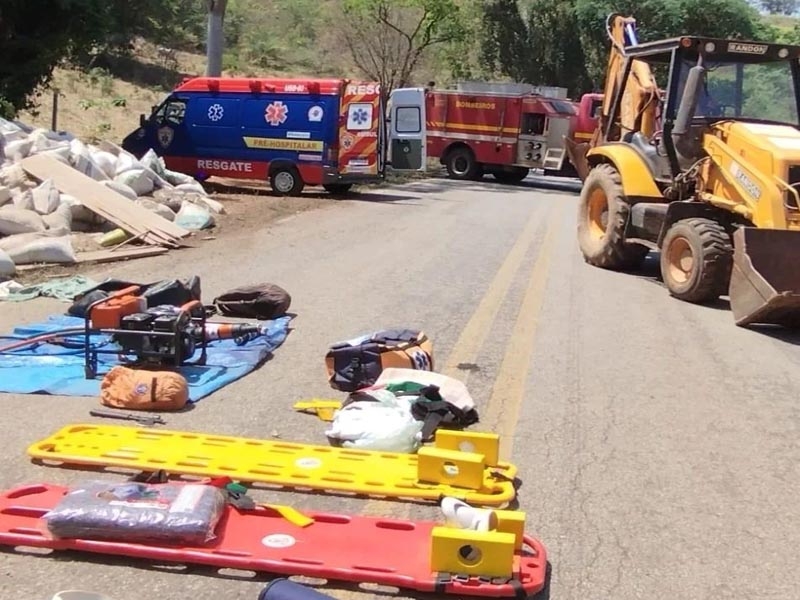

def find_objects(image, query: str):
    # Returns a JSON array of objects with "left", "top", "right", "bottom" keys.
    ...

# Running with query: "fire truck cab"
[{"left": 411, "top": 83, "right": 587, "bottom": 183}]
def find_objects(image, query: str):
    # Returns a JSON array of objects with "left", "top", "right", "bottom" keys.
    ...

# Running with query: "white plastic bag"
[
  {"left": 175, "top": 200, "right": 214, "bottom": 229},
  {"left": 325, "top": 389, "right": 424, "bottom": 453}
]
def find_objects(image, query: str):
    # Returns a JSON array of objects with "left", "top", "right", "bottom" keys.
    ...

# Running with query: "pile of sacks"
[{"left": 0, "top": 118, "right": 225, "bottom": 278}]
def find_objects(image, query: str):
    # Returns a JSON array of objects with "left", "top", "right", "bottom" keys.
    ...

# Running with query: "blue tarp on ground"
[{"left": 0, "top": 314, "right": 292, "bottom": 401}]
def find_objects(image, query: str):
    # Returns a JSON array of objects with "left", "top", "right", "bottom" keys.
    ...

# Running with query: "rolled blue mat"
[{"left": 259, "top": 579, "right": 339, "bottom": 600}]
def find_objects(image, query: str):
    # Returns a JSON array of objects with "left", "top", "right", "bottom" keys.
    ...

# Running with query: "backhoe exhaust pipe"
[{"left": 671, "top": 64, "right": 705, "bottom": 163}]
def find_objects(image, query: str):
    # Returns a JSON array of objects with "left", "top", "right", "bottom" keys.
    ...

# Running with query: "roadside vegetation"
[{"left": 2, "top": 0, "right": 800, "bottom": 142}]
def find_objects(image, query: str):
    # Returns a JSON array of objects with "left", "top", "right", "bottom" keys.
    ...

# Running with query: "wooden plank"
[
  {"left": 15, "top": 246, "right": 169, "bottom": 271},
  {"left": 76, "top": 246, "right": 169, "bottom": 263},
  {"left": 20, "top": 154, "right": 190, "bottom": 242}
]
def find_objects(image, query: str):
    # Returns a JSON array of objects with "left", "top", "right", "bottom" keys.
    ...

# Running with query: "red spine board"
[
  {"left": 426, "top": 91, "right": 519, "bottom": 167},
  {"left": 0, "top": 484, "right": 549, "bottom": 598}
]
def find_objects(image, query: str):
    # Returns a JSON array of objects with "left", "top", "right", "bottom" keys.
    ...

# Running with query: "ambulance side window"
[{"left": 395, "top": 107, "right": 421, "bottom": 133}]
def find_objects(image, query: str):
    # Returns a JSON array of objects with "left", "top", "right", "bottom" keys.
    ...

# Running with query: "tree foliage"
[
  {"left": 759, "top": 0, "right": 798, "bottom": 14},
  {"left": 337, "top": 0, "right": 466, "bottom": 94},
  {"left": 4, "top": 0, "right": 800, "bottom": 120}
]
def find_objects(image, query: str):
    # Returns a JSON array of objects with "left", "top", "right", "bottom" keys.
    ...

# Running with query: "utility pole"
[{"left": 205, "top": 0, "right": 228, "bottom": 77}]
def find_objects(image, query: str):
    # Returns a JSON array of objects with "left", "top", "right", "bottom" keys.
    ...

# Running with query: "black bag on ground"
[{"left": 212, "top": 283, "right": 291, "bottom": 320}]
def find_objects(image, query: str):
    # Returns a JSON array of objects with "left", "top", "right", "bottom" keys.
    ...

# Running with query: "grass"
[{"left": 15, "top": 38, "right": 308, "bottom": 146}]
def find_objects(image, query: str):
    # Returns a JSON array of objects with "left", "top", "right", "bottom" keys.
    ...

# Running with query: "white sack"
[
  {"left": 42, "top": 202, "right": 73, "bottom": 234},
  {"left": 7, "top": 235, "right": 75, "bottom": 264},
  {"left": 0, "top": 186, "right": 10, "bottom": 207},
  {"left": 0, "top": 249, "right": 14, "bottom": 277},
  {"left": 115, "top": 168, "right": 154, "bottom": 196},
  {"left": 11, "top": 189, "right": 34, "bottom": 211},
  {"left": 4, "top": 138, "right": 33, "bottom": 162},
  {"left": 101, "top": 179, "right": 138, "bottom": 201},
  {"left": 135, "top": 198, "right": 175, "bottom": 222},
  {"left": 91, "top": 150, "right": 118, "bottom": 179},
  {"left": 31, "top": 179, "right": 61, "bottom": 215},
  {"left": 0, "top": 207, "right": 46, "bottom": 235}
]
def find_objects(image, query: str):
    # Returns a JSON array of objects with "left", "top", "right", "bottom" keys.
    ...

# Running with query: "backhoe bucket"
[
  {"left": 564, "top": 137, "right": 591, "bottom": 182},
  {"left": 729, "top": 227, "right": 800, "bottom": 327}
]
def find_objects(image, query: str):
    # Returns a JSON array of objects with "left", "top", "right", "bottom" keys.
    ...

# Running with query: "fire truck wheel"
[
  {"left": 270, "top": 167, "right": 305, "bottom": 196},
  {"left": 445, "top": 146, "right": 479, "bottom": 180},
  {"left": 493, "top": 167, "right": 529, "bottom": 184}
]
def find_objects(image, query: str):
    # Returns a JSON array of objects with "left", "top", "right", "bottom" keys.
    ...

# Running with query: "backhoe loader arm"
[
  {"left": 597, "top": 14, "right": 660, "bottom": 143},
  {"left": 566, "top": 14, "right": 661, "bottom": 180}
]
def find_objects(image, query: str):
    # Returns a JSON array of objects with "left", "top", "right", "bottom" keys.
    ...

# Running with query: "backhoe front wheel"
[
  {"left": 660, "top": 217, "right": 733, "bottom": 303},
  {"left": 577, "top": 163, "right": 649, "bottom": 270}
]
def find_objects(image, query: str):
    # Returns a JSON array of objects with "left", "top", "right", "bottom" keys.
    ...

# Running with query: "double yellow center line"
[{"left": 355, "top": 199, "right": 565, "bottom": 534}]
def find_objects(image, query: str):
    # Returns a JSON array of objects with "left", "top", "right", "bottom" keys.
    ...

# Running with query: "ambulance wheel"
[
  {"left": 270, "top": 167, "right": 305, "bottom": 196},
  {"left": 445, "top": 146, "right": 479, "bottom": 180},
  {"left": 323, "top": 183, "right": 353, "bottom": 196}
]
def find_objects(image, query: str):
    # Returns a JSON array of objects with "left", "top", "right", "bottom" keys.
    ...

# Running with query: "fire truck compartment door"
[{"left": 388, "top": 87, "right": 426, "bottom": 171}]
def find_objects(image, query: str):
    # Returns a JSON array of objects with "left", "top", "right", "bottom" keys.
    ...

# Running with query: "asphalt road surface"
[{"left": 0, "top": 175, "right": 798, "bottom": 600}]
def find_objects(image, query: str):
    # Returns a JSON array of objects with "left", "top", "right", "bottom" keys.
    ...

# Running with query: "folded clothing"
[{"left": 43, "top": 480, "right": 227, "bottom": 545}]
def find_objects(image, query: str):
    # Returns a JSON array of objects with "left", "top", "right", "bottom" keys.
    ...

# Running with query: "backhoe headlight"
[
  {"left": 779, "top": 48, "right": 789, "bottom": 58},
  {"left": 705, "top": 42, "right": 716, "bottom": 53}
]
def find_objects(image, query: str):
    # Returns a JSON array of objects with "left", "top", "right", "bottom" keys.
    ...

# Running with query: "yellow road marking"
[
  {"left": 357, "top": 204, "right": 554, "bottom": 525},
  {"left": 483, "top": 205, "right": 563, "bottom": 460},
  {"left": 440, "top": 205, "right": 556, "bottom": 382}
]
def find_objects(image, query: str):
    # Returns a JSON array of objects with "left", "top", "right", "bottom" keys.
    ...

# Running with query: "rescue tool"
[
  {"left": 88, "top": 409, "right": 166, "bottom": 427},
  {"left": 28, "top": 425, "right": 518, "bottom": 507},
  {"left": 0, "top": 483, "right": 549, "bottom": 598}
]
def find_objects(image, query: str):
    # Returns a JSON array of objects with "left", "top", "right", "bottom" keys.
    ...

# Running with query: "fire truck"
[{"left": 423, "top": 83, "right": 602, "bottom": 183}]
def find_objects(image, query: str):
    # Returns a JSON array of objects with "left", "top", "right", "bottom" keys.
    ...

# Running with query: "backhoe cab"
[{"left": 569, "top": 14, "right": 800, "bottom": 328}]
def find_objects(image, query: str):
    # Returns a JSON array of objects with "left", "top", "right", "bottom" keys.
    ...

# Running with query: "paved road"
[{"left": 0, "top": 175, "right": 798, "bottom": 600}]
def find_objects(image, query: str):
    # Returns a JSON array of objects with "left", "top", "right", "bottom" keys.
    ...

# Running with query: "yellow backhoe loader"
[{"left": 565, "top": 14, "right": 800, "bottom": 327}]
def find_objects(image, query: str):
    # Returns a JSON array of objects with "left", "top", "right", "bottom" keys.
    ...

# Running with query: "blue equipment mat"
[{"left": 0, "top": 314, "right": 292, "bottom": 401}]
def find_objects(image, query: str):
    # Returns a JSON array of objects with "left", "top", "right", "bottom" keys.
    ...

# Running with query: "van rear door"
[
  {"left": 388, "top": 87, "right": 426, "bottom": 171},
  {"left": 338, "top": 82, "right": 382, "bottom": 176}
]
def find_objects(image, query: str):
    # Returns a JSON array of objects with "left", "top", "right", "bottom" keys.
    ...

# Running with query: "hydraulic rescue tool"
[
  {"left": 565, "top": 14, "right": 800, "bottom": 327},
  {"left": 82, "top": 285, "right": 263, "bottom": 378}
]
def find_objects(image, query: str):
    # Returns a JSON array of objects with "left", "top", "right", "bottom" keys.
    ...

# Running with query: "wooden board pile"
[{"left": 0, "top": 118, "right": 225, "bottom": 277}]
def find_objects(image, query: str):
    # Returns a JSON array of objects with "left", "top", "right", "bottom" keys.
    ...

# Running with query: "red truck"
[{"left": 422, "top": 84, "right": 602, "bottom": 183}]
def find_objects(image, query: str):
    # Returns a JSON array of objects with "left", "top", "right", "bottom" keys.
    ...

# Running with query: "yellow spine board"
[{"left": 28, "top": 425, "right": 517, "bottom": 507}]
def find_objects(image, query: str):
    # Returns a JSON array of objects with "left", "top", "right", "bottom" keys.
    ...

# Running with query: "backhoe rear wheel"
[
  {"left": 577, "top": 163, "right": 649, "bottom": 270},
  {"left": 659, "top": 217, "right": 733, "bottom": 303}
]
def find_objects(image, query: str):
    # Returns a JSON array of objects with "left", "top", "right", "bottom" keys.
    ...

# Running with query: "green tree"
[
  {"left": 0, "top": 0, "right": 113, "bottom": 116},
  {"left": 480, "top": 0, "right": 530, "bottom": 82},
  {"left": 337, "top": 0, "right": 467, "bottom": 94},
  {"left": 759, "top": 0, "right": 798, "bottom": 14}
]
